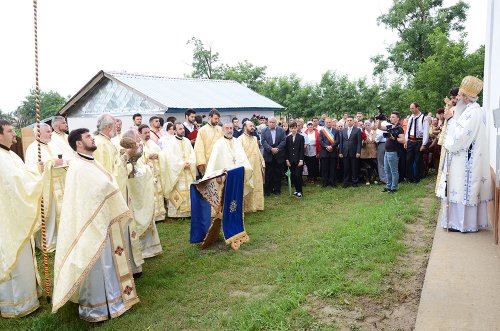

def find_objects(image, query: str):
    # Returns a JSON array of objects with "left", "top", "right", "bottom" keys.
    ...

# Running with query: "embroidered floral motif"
[{"left": 229, "top": 200, "right": 237, "bottom": 213}]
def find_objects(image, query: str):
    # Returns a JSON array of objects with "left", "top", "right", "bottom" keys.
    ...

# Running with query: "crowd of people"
[
  {"left": 252, "top": 102, "right": 445, "bottom": 196},
  {"left": 0, "top": 75, "right": 491, "bottom": 322}
]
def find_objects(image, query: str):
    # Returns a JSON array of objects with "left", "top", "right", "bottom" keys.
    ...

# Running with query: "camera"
[
  {"left": 383, "top": 124, "right": 401, "bottom": 139},
  {"left": 374, "top": 105, "right": 387, "bottom": 121}
]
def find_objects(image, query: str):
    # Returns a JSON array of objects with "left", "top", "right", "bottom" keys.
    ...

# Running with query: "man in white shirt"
[
  {"left": 375, "top": 119, "right": 388, "bottom": 184},
  {"left": 405, "top": 102, "right": 429, "bottom": 183}
]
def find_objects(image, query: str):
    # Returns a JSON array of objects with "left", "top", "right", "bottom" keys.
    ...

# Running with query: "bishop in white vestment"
[{"left": 436, "top": 76, "right": 492, "bottom": 232}]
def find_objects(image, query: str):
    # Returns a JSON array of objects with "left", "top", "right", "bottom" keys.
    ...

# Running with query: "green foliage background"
[{"left": 187, "top": 0, "right": 483, "bottom": 120}]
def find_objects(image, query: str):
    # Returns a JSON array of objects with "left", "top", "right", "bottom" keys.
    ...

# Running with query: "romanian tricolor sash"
[{"left": 322, "top": 128, "right": 335, "bottom": 144}]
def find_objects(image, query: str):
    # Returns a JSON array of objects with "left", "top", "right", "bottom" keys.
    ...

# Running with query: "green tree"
[
  {"left": 13, "top": 89, "right": 66, "bottom": 128},
  {"left": 372, "top": 0, "right": 469, "bottom": 76},
  {"left": 0, "top": 109, "right": 15, "bottom": 123},
  {"left": 379, "top": 80, "right": 412, "bottom": 115},
  {"left": 258, "top": 74, "right": 303, "bottom": 117},
  {"left": 407, "top": 30, "right": 484, "bottom": 114},
  {"left": 187, "top": 37, "right": 222, "bottom": 79},
  {"left": 216, "top": 60, "right": 267, "bottom": 91}
]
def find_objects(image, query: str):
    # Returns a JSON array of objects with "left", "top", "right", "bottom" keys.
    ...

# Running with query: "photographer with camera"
[{"left": 376, "top": 111, "right": 405, "bottom": 193}]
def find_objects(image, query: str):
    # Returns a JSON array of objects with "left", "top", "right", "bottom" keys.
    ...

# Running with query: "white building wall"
[{"left": 485, "top": 0, "right": 500, "bottom": 182}]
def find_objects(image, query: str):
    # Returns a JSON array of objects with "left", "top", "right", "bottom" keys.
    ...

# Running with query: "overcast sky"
[{"left": 0, "top": 0, "right": 487, "bottom": 113}]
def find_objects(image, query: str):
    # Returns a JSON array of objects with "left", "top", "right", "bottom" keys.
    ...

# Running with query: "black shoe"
[
  {"left": 382, "top": 188, "right": 390, "bottom": 192},
  {"left": 273, "top": 191, "right": 281, "bottom": 195},
  {"left": 133, "top": 272, "right": 143, "bottom": 279},
  {"left": 265, "top": 192, "right": 271, "bottom": 197},
  {"left": 446, "top": 228, "right": 461, "bottom": 232},
  {"left": 322, "top": 184, "right": 328, "bottom": 188},
  {"left": 389, "top": 189, "right": 397, "bottom": 193},
  {"left": 353, "top": 183, "right": 359, "bottom": 187},
  {"left": 342, "top": 184, "right": 349, "bottom": 188}
]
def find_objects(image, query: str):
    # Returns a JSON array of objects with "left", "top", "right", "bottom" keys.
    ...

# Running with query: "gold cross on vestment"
[
  {"left": 114, "top": 246, "right": 124, "bottom": 256},
  {"left": 123, "top": 285, "right": 134, "bottom": 295}
]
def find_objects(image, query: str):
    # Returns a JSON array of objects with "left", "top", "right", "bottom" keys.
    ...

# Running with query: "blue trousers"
[{"left": 384, "top": 151, "right": 399, "bottom": 190}]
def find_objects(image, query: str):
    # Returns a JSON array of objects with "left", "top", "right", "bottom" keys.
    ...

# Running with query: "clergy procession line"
[{"left": 0, "top": 75, "right": 491, "bottom": 323}]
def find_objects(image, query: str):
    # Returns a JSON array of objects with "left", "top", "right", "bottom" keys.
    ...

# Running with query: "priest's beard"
[
  {"left": 83, "top": 143, "right": 97, "bottom": 152},
  {"left": 454, "top": 99, "right": 468, "bottom": 119},
  {"left": 224, "top": 132, "right": 233, "bottom": 139}
]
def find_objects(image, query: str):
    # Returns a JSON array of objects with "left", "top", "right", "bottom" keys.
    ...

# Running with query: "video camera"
[
  {"left": 374, "top": 105, "right": 387, "bottom": 121},
  {"left": 383, "top": 124, "right": 401, "bottom": 139}
]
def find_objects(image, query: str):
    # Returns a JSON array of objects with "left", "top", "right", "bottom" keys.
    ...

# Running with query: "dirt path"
[{"left": 304, "top": 193, "right": 437, "bottom": 330}]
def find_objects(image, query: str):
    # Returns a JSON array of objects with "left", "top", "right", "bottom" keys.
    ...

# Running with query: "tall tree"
[
  {"left": 0, "top": 109, "right": 14, "bottom": 122},
  {"left": 258, "top": 74, "right": 303, "bottom": 116},
  {"left": 216, "top": 61, "right": 267, "bottom": 91},
  {"left": 13, "top": 89, "right": 66, "bottom": 128},
  {"left": 407, "top": 30, "right": 484, "bottom": 113},
  {"left": 187, "top": 37, "right": 222, "bottom": 79},
  {"left": 372, "top": 0, "right": 469, "bottom": 76}
]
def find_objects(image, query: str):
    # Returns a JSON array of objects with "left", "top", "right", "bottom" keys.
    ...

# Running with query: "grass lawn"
[{"left": 1, "top": 178, "right": 437, "bottom": 330}]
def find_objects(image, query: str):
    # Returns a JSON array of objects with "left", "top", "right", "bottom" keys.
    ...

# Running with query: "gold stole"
[
  {"left": 169, "top": 139, "right": 193, "bottom": 213},
  {"left": 109, "top": 219, "right": 140, "bottom": 308},
  {"left": 143, "top": 141, "right": 165, "bottom": 220}
]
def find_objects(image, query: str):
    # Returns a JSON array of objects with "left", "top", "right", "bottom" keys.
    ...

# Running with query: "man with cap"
[{"left": 436, "top": 76, "right": 492, "bottom": 232}]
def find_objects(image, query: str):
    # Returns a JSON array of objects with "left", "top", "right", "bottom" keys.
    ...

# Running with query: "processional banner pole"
[{"left": 33, "top": 0, "right": 52, "bottom": 302}]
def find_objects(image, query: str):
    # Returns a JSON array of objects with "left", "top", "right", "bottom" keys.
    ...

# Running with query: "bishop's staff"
[{"left": 436, "top": 96, "right": 453, "bottom": 232}]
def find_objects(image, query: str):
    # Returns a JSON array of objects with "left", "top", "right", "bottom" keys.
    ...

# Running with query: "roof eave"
[{"left": 58, "top": 70, "right": 105, "bottom": 116}]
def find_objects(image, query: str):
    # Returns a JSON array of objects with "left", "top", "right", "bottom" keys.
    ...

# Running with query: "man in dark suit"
[
  {"left": 319, "top": 118, "right": 341, "bottom": 187},
  {"left": 261, "top": 117, "right": 287, "bottom": 195},
  {"left": 339, "top": 115, "right": 362, "bottom": 187},
  {"left": 285, "top": 121, "right": 305, "bottom": 197}
]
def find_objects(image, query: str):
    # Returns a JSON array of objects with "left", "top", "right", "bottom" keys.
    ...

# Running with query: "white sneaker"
[
  {"left": 293, "top": 191, "right": 298, "bottom": 196},
  {"left": 296, "top": 192, "right": 302, "bottom": 198}
]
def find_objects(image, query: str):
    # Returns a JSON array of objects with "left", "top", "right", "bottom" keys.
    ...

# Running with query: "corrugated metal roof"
[{"left": 106, "top": 71, "right": 283, "bottom": 110}]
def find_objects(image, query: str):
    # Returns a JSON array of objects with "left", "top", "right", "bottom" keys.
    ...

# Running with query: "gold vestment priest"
[
  {"left": 160, "top": 136, "right": 196, "bottom": 218},
  {"left": 127, "top": 158, "right": 163, "bottom": 258},
  {"left": 203, "top": 136, "right": 254, "bottom": 196},
  {"left": 51, "top": 131, "right": 75, "bottom": 160},
  {"left": 194, "top": 123, "right": 223, "bottom": 169},
  {"left": 141, "top": 139, "right": 166, "bottom": 221},
  {"left": 239, "top": 133, "right": 265, "bottom": 212},
  {"left": 25, "top": 140, "right": 66, "bottom": 252},
  {"left": 93, "top": 133, "right": 128, "bottom": 198},
  {"left": 0, "top": 146, "right": 43, "bottom": 318},
  {"left": 52, "top": 154, "right": 139, "bottom": 321}
]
